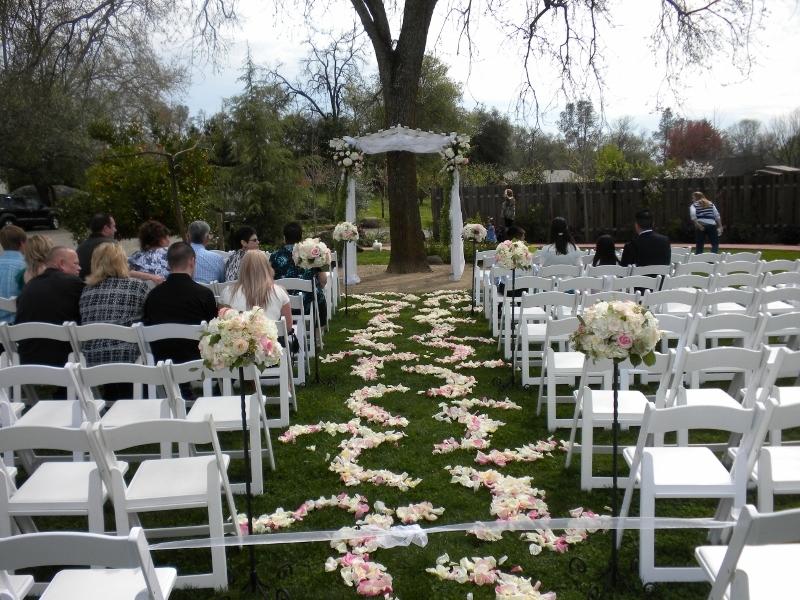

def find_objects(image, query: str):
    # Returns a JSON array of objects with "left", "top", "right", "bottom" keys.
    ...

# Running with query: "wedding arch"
[{"left": 333, "top": 125, "right": 468, "bottom": 284}]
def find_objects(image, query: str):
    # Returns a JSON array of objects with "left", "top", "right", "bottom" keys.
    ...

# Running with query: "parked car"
[{"left": 0, "top": 194, "right": 60, "bottom": 229}]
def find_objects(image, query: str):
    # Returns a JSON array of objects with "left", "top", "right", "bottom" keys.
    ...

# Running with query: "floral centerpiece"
[
  {"left": 293, "top": 237, "right": 332, "bottom": 270},
  {"left": 440, "top": 134, "right": 470, "bottom": 173},
  {"left": 199, "top": 307, "right": 282, "bottom": 371},
  {"left": 494, "top": 239, "right": 533, "bottom": 270},
  {"left": 462, "top": 223, "right": 487, "bottom": 242},
  {"left": 570, "top": 300, "right": 662, "bottom": 366},
  {"left": 333, "top": 221, "right": 360, "bottom": 242},
  {"left": 330, "top": 138, "right": 364, "bottom": 174}
]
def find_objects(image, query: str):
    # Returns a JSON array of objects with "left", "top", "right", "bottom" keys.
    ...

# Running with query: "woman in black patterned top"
[
  {"left": 225, "top": 226, "right": 260, "bottom": 281},
  {"left": 79, "top": 242, "right": 149, "bottom": 366}
]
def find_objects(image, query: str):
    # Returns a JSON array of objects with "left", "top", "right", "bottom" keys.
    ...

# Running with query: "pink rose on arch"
[{"left": 616, "top": 333, "right": 633, "bottom": 349}]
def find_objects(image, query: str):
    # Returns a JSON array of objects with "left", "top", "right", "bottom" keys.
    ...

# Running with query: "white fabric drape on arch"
[
  {"left": 344, "top": 174, "right": 360, "bottom": 284},
  {"left": 449, "top": 169, "right": 465, "bottom": 281},
  {"left": 338, "top": 125, "right": 466, "bottom": 282}
]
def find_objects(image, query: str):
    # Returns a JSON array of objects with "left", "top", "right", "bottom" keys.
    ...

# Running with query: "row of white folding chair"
[
  {"left": 0, "top": 527, "right": 174, "bottom": 599},
  {"left": 687, "top": 250, "right": 762, "bottom": 264},
  {"left": 696, "top": 503, "right": 800, "bottom": 600},
  {"left": 0, "top": 417, "right": 239, "bottom": 589}
]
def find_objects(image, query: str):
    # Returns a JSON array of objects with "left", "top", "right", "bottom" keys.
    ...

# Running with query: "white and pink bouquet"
[
  {"left": 330, "top": 138, "right": 364, "bottom": 174},
  {"left": 495, "top": 239, "right": 533, "bottom": 270},
  {"left": 292, "top": 237, "right": 331, "bottom": 270},
  {"left": 333, "top": 221, "right": 360, "bottom": 242},
  {"left": 462, "top": 223, "right": 487, "bottom": 242},
  {"left": 440, "top": 134, "right": 470, "bottom": 173},
  {"left": 570, "top": 300, "right": 662, "bottom": 366},
  {"left": 199, "top": 307, "right": 282, "bottom": 371}
]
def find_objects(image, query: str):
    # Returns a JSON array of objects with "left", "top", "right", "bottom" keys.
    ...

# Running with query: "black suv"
[{"left": 0, "top": 195, "right": 59, "bottom": 230}]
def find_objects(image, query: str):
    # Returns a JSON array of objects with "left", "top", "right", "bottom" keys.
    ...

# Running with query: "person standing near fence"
[
  {"left": 689, "top": 191, "right": 723, "bottom": 254},
  {"left": 501, "top": 188, "right": 516, "bottom": 227}
]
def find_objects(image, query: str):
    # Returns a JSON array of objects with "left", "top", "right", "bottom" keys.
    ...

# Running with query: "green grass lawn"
[
  {"left": 362, "top": 196, "right": 435, "bottom": 232},
  {"left": 155, "top": 289, "right": 800, "bottom": 599}
]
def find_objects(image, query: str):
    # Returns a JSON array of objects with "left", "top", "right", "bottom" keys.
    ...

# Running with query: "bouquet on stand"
[
  {"left": 199, "top": 306, "right": 283, "bottom": 371},
  {"left": 293, "top": 238, "right": 332, "bottom": 270},
  {"left": 462, "top": 223, "right": 487, "bottom": 243},
  {"left": 333, "top": 221, "right": 360, "bottom": 243},
  {"left": 495, "top": 239, "right": 533, "bottom": 270}
]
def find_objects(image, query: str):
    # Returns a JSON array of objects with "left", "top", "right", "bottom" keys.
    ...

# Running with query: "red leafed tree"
[{"left": 666, "top": 119, "right": 724, "bottom": 164}]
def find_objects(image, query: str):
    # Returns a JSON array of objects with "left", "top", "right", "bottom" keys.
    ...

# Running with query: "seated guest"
[
  {"left": 142, "top": 242, "right": 217, "bottom": 364},
  {"left": 76, "top": 212, "right": 117, "bottom": 280},
  {"left": 270, "top": 222, "right": 327, "bottom": 326},
  {"left": 22, "top": 234, "right": 54, "bottom": 284},
  {"left": 187, "top": 220, "right": 225, "bottom": 284},
  {"left": 619, "top": 209, "right": 671, "bottom": 267},
  {"left": 0, "top": 225, "right": 26, "bottom": 322},
  {"left": 592, "top": 234, "right": 619, "bottom": 266},
  {"left": 14, "top": 247, "right": 83, "bottom": 366},
  {"left": 128, "top": 220, "right": 170, "bottom": 282},
  {"left": 539, "top": 217, "right": 582, "bottom": 266},
  {"left": 221, "top": 250, "right": 293, "bottom": 337},
  {"left": 225, "top": 226, "right": 259, "bottom": 281},
  {"left": 79, "top": 243, "right": 149, "bottom": 367}
]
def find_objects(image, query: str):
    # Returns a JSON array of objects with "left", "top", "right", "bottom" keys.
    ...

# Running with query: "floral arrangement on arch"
[
  {"left": 462, "top": 223, "right": 487, "bottom": 243},
  {"left": 494, "top": 239, "right": 533, "bottom": 270},
  {"left": 198, "top": 307, "right": 282, "bottom": 371},
  {"left": 330, "top": 138, "right": 364, "bottom": 174},
  {"left": 333, "top": 221, "right": 360, "bottom": 243},
  {"left": 570, "top": 300, "right": 662, "bottom": 366},
  {"left": 293, "top": 237, "right": 332, "bottom": 270},
  {"left": 440, "top": 133, "right": 470, "bottom": 173}
]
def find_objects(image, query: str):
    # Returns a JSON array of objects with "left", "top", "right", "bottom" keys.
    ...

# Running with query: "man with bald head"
[{"left": 15, "top": 246, "right": 84, "bottom": 365}]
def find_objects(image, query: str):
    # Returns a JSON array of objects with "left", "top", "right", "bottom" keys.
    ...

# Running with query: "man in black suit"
[
  {"left": 15, "top": 246, "right": 84, "bottom": 366},
  {"left": 142, "top": 241, "right": 217, "bottom": 364},
  {"left": 620, "top": 209, "right": 671, "bottom": 267}
]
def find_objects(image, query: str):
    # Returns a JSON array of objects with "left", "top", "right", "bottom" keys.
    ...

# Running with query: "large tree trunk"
[{"left": 351, "top": 0, "right": 435, "bottom": 274}]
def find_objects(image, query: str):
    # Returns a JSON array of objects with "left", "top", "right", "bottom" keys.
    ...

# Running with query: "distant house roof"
[
  {"left": 543, "top": 169, "right": 577, "bottom": 183},
  {"left": 755, "top": 165, "right": 800, "bottom": 176}
]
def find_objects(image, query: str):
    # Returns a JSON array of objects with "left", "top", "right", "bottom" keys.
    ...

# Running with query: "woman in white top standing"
[
  {"left": 539, "top": 217, "right": 582, "bottom": 267},
  {"left": 689, "top": 191, "right": 722, "bottom": 254},
  {"left": 221, "top": 250, "right": 293, "bottom": 337}
]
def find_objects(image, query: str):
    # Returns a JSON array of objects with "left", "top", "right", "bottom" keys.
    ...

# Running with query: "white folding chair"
[
  {"left": 754, "top": 311, "right": 800, "bottom": 350},
  {"left": 608, "top": 275, "right": 662, "bottom": 294},
  {"left": 277, "top": 278, "right": 321, "bottom": 357},
  {"left": 758, "top": 259, "right": 800, "bottom": 275},
  {"left": 68, "top": 323, "right": 147, "bottom": 367},
  {"left": 661, "top": 274, "right": 711, "bottom": 291},
  {"left": 716, "top": 261, "right": 761, "bottom": 275},
  {"left": 631, "top": 264, "right": 671, "bottom": 277},
  {"left": 693, "top": 312, "right": 763, "bottom": 350},
  {"left": 753, "top": 347, "right": 800, "bottom": 446},
  {"left": 697, "top": 288, "right": 757, "bottom": 315},
  {"left": 136, "top": 323, "right": 205, "bottom": 366},
  {"left": 538, "top": 264, "right": 582, "bottom": 282},
  {"left": 70, "top": 362, "right": 174, "bottom": 431},
  {"left": 696, "top": 504, "right": 800, "bottom": 600},
  {"left": 584, "top": 264, "right": 630, "bottom": 278},
  {"left": 1, "top": 321, "right": 79, "bottom": 366},
  {"left": 0, "top": 527, "right": 175, "bottom": 600},
  {"left": 755, "top": 287, "right": 800, "bottom": 316},
  {"left": 761, "top": 270, "right": 800, "bottom": 290},
  {"left": 0, "top": 424, "right": 119, "bottom": 537},
  {"left": 180, "top": 363, "right": 276, "bottom": 493},
  {"left": 579, "top": 291, "right": 640, "bottom": 312},
  {"left": 287, "top": 294, "right": 308, "bottom": 384},
  {"left": 87, "top": 417, "right": 239, "bottom": 590},
  {"left": 724, "top": 251, "right": 761, "bottom": 263},
  {"left": 690, "top": 252, "right": 726, "bottom": 264},
  {"left": 670, "top": 247, "right": 692, "bottom": 263},
  {"left": 518, "top": 292, "right": 578, "bottom": 375},
  {"left": 711, "top": 273, "right": 762, "bottom": 292},
  {"left": 0, "top": 364, "right": 99, "bottom": 429},
  {"left": 486, "top": 265, "right": 515, "bottom": 336},
  {"left": 473, "top": 250, "right": 496, "bottom": 308},
  {"left": 617, "top": 402, "right": 763, "bottom": 583},
  {"left": 499, "top": 276, "right": 553, "bottom": 358},
  {"left": 641, "top": 289, "right": 700, "bottom": 316},
  {"left": 564, "top": 351, "right": 674, "bottom": 491},
  {"left": 674, "top": 261, "right": 717, "bottom": 277},
  {"left": 554, "top": 276, "right": 605, "bottom": 294}
]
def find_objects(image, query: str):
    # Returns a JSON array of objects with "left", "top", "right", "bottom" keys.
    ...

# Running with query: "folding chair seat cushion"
[
  {"left": 124, "top": 454, "right": 230, "bottom": 509},
  {"left": 9, "top": 460, "right": 126, "bottom": 513},
  {"left": 695, "top": 544, "right": 800, "bottom": 600},
  {"left": 623, "top": 446, "right": 736, "bottom": 492},
  {"left": 682, "top": 388, "right": 741, "bottom": 409},
  {"left": 187, "top": 395, "right": 256, "bottom": 427},
  {"left": 551, "top": 351, "right": 584, "bottom": 371},
  {"left": 580, "top": 390, "right": 649, "bottom": 424},
  {"left": 759, "top": 446, "right": 800, "bottom": 494},
  {"left": 41, "top": 567, "right": 177, "bottom": 600},
  {"left": 524, "top": 322, "right": 547, "bottom": 338},
  {"left": 15, "top": 399, "right": 105, "bottom": 427},
  {"left": 100, "top": 398, "right": 172, "bottom": 427}
]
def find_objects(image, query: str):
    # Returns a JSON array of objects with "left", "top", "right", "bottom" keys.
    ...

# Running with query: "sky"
[{"left": 178, "top": 0, "right": 800, "bottom": 136}]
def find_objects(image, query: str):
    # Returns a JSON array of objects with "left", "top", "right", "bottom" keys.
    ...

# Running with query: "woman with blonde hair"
[
  {"left": 221, "top": 250, "right": 293, "bottom": 337},
  {"left": 690, "top": 191, "right": 722, "bottom": 254},
  {"left": 22, "top": 234, "right": 54, "bottom": 284},
  {"left": 79, "top": 242, "right": 149, "bottom": 369}
]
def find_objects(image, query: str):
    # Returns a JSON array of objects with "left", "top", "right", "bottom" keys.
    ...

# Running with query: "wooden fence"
[{"left": 430, "top": 173, "right": 800, "bottom": 244}]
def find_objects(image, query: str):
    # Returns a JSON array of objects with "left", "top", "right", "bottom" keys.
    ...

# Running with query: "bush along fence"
[{"left": 431, "top": 172, "right": 800, "bottom": 245}]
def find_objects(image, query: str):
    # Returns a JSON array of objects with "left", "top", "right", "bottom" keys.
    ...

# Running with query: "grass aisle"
[{"left": 171, "top": 290, "right": 711, "bottom": 599}]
